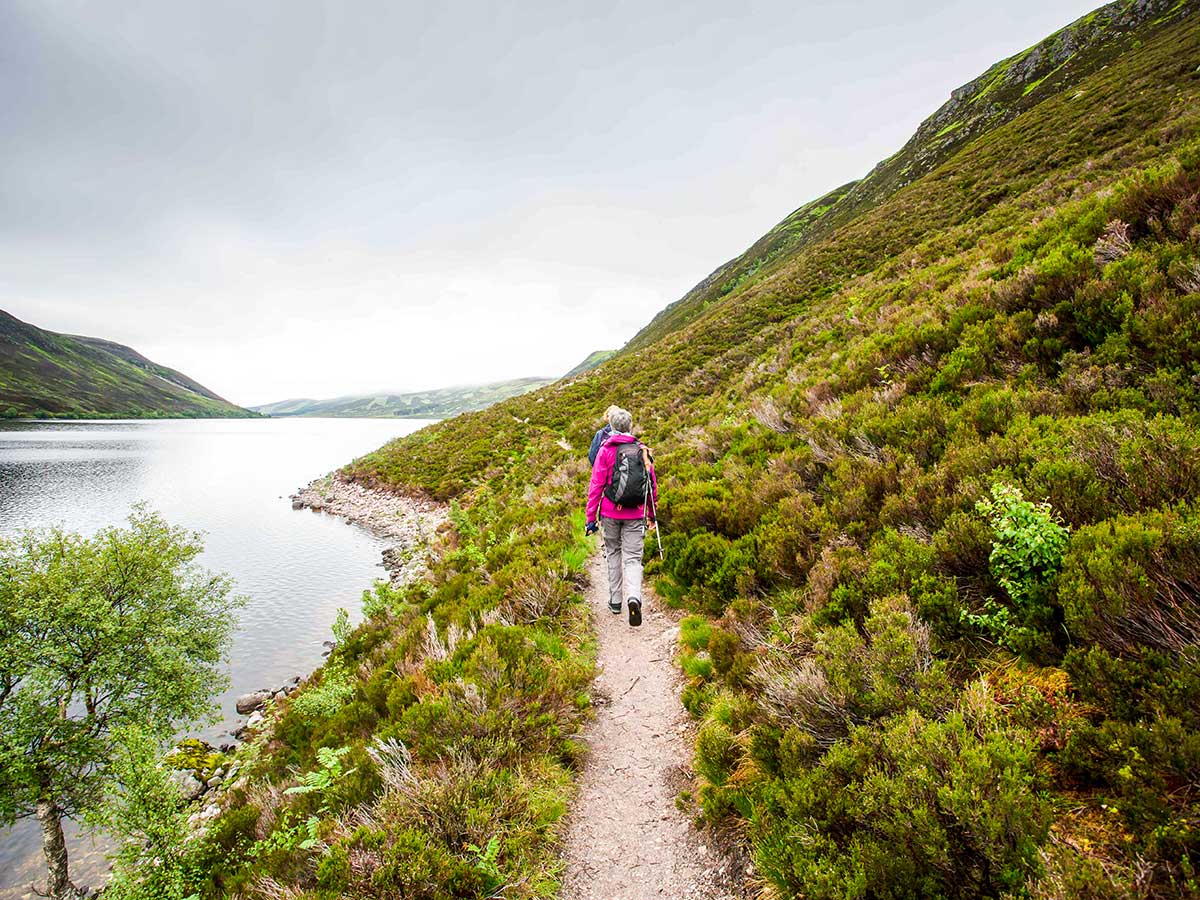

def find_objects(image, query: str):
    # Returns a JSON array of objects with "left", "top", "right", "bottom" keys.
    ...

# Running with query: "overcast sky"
[{"left": 1, "top": 0, "right": 1100, "bottom": 406}]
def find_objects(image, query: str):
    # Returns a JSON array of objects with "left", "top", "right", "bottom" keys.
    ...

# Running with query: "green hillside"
[
  {"left": 168, "top": 2, "right": 1200, "bottom": 897},
  {"left": 629, "top": 0, "right": 1197, "bottom": 352},
  {"left": 562, "top": 349, "right": 617, "bottom": 379},
  {"left": 0, "top": 309, "right": 252, "bottom": 418},
  {"left": 250, "top": 377, "right": 555, "bottom": 419}
]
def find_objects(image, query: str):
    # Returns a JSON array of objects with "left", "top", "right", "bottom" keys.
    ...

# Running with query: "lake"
[{"left": 0, "top": 416, "right": 433, "bottom": 898}]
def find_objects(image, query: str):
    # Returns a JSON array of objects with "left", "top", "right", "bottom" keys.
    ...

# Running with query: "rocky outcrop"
[{"left": 291, "top": 473, "right": 448, "bottom": 584}]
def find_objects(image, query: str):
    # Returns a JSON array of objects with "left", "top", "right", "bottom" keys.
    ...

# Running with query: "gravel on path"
[{"left": 560, "top": 553, "right": 748, "bottom": 900}]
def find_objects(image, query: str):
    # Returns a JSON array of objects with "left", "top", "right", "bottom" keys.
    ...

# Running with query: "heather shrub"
[
  {"left": 1064, "top": 645, "right": 1200, "bottom": 730},
  {"left": 1057, "top": 505, "right": 1200, "bottom": 659},
  {"left": 694, "top": 719, "right": 739, "bottom": 787},
  {"left": 752, "top": 594, "right": 952, "bottom": 751},
  {"left": 753, "top": 708, "right": 1050, "bottom": 900}
]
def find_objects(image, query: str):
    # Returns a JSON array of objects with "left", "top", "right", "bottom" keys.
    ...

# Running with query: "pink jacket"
[{"left": 586, "top": 433, "right": 658, "bottom": 522}]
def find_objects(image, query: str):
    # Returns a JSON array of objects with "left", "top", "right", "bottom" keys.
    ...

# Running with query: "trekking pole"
[{"left": 641, "top": 446, "right": 664, "bottom": 560}]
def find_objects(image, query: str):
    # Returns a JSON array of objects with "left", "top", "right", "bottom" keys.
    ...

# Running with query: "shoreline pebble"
[{"left": 290, "top": 473, "right": 448, "bottom": 585}]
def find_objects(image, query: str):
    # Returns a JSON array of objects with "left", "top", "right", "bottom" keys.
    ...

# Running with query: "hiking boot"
[
  {"left": 628, "top": 597, "right": 642, "bottom": 627},
  {"left": 608, "top": 598, "right": 622, "bottom": 615}
]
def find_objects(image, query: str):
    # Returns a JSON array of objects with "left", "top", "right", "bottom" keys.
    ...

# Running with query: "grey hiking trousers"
[{"left": 601, "top": 517, "right": 645, "bottom": 608}]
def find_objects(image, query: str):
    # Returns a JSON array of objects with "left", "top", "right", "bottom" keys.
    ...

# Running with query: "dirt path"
[{"left": 560, "top": 554, "right": 742, "bottom": 900}]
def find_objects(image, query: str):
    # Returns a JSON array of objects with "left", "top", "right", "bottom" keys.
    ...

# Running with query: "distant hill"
[
  {"left": 562, "top": 349, "right": 617, "bottom": 379},
  {"left": 0, "top": 309, "right": 252, "bottom": 418},
  {"left": 250, "top": 377, "right": 555, "bottom": 419},
  {"left": 254, "top": 350, "right": 616, "bottom": 419}
]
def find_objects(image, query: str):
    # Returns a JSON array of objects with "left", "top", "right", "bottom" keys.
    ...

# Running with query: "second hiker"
[
  {"left": 585, "top": 407, "right": 657, "bottom": 627},
  {"left": 587, "top": 405, "right": 620, "bottom": 466}
]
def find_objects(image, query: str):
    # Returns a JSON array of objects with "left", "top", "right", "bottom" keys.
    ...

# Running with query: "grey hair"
[{"left": 609, "top": 408, "right": 633, "bottom": 433}]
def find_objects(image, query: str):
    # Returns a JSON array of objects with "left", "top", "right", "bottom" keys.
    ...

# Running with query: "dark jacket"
[{"left": 587, "top": 424, "right": 612, "bottom": 466}]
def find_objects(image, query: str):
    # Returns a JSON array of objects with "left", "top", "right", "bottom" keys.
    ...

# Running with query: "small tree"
[
  {"left": 96, "top": 727, "right": 194, "bottom": 900},
  {"left": 0, "top": 507, "right": 242, "bottom": 899}
]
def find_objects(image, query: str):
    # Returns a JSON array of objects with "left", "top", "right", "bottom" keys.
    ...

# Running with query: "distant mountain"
[
  {"left": 563, "top": 350, "right": 617, "bottom": 379},
  {"left": 251, "top": 377, "right": 555, "bottom": 419},
  {"left": 255, "top": 350, "right": 616, "bottom": 419},
  {"left": 0, "top": 309, "right": 252, "bottom": 418}
]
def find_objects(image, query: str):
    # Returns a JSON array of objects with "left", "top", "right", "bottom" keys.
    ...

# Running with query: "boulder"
[
  {"left": 246, "top": 710, "right": 265, "bottom": 729},
  {"left": 291, "top": 498, "right": 304, "bottom": 510},
  {"left": 169, "top": 770, "right": 204, "bottom": 802},
  {"left": 235, "top": 690, "right": 271, "bottom": 715}
]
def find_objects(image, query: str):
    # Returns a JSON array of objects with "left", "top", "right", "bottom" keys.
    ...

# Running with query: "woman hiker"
[{"left": 585, "top": 407, "right": 657, "bottom": 626}]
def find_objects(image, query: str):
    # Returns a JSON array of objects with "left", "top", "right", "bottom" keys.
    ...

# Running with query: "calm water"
[{"left": 0, "top": 417, "right": 433, "bottom": 898}]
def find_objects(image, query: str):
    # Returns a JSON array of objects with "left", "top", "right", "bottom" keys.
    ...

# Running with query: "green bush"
[
  {"left": 290, "top": 660, "right": 357, "bottom": 720},
  {"left": 753, "top": 709, "right": 1050, "bottom": 900},
  {"left": 1057, "top": 505, "right": 1200, "bottom": 658},
  {"left": 964, "top": 482, "right": 1069, "bottom": 658}
]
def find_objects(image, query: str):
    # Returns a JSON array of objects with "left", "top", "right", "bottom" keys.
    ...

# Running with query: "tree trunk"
[{"left": 36, "top": 798, "right": 77, "bottom": 899}]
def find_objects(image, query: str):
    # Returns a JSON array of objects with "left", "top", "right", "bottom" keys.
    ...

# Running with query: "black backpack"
[{"left": 604, "top": 442, "right": 649, "bottom": 508}]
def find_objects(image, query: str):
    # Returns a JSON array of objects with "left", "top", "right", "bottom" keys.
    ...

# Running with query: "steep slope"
[
  {"left": 69, "top": 335, "right": 234, "bottom": 404},
  {"left": 168, "top": 4, "right": 1200, "bottom": 899},
  {"left": 251, "top": 377, "right": 554, "bottom": 418},
  {"left": 0, "top": 310, "right": 251, "bottom": 418},
  {"left": 630, "top": 0, "right": 1193, "bottom": 351}
]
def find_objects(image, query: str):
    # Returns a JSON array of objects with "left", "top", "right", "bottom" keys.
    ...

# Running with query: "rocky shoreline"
[{"left": 290, "top": 472, "right": 448, "bottom": 584}]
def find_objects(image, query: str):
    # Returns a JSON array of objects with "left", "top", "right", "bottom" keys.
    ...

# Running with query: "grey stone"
[
  {"left": 235, "top": 690, "right": 271, "bottom": 714},
  {"left": 169, "top": 770, "right": 204, "bottom": 801}
]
